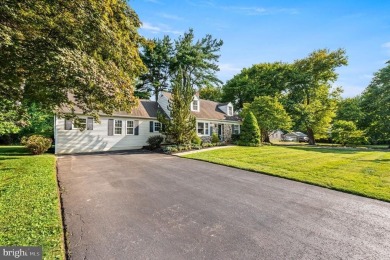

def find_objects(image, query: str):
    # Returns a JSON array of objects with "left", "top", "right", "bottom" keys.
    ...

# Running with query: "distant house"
[
  {"left": 282, "top": 132, "right": 309, "bottom": 142},
  {"left": 54, "top": 93, "right": 241, "bottom": 154},
  {"left": 269, "top": 130, "right": 284, "bottom": 141}
]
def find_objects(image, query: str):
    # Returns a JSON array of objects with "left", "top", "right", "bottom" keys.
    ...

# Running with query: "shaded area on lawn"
[
  {"left": 183, "top": 146, "right": 390, "bottom": 202},
  {"left": 0, "top": 146, "right": 65, "bottom": 260}
]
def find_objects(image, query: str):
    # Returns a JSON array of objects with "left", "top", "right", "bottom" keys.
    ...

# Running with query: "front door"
[{"left": 218, "top": 124, "right": 223, "bottom": 141}]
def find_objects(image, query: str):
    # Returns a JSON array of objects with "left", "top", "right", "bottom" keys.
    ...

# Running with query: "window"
[
  {"left": 192, "top": 100, "right": 199, "bottom": 111},
  {"left": 154, "top": 122, "right": 161, "bottom": 132},
  {"left": 114, "top": 120, "right": 122, "bottom": 135},
  {"left": 233, "top": 124, "right": 240, "bottom": 134},
  {"left": 197, "top": 122, "right": 209, "bottom": 135},
  {"left": 228, "top": 106, "right": 233, "bottom": 116},
  {"left": 71, "top": 118, "right": 86, "bottom": 130},
  {"left": 126, "top": 120, "right": 134, "bottom": 135}
]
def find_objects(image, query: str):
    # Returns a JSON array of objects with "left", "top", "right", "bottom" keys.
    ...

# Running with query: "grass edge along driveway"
[
  {"left": 0, "top": 146, "right": 65, "bottom": 260},
  {"left": 182, "top": 146, "right": 390, "bottom": 202}
]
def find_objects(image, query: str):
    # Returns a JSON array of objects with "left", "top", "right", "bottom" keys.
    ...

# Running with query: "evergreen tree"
[
  {"left": 239, "top": 111, "right": 261, "bottom": 146},
  {"left": 158, "top": 70, "right": 196, "bottom": 145}
]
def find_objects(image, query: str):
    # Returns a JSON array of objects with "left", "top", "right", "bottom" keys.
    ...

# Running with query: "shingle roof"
[
  {"left": 59, "top": 100, "right": 160, "bottom": 119},
  {"left": 161, "top": 92, "right": 240, "bottom": 121}
]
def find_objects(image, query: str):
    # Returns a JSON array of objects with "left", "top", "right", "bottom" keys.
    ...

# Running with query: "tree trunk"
[
  {"left": 307, "top": 127, "right": 316, "bottom": 145},
  {"left": 263, "top": 132, "right": 270, "bottom": 143},
  {"left": 155, "top": 89, "right": 159, "bottom": 102}
]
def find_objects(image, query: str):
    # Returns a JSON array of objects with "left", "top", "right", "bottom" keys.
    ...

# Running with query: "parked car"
[
  {"left": 282, "top": 136, "right": 295, "bottom": 142},
  {"left": 298, "top": 136, "right": 309, "bottom": 142}
]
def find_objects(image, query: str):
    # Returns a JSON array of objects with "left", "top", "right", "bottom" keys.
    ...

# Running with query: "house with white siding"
[{"left": 54, "top": 93, "right": 240, "bottom": 154}]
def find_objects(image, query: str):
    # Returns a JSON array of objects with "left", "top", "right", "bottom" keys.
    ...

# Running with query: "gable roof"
[{"left": 161, "top": 92, "right": 240, "bottom": 121}]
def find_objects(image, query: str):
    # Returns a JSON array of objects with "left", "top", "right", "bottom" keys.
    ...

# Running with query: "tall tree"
[
  {"left": 158, "top": 70, "right": 196, "bottom": 145},
  {"left": 286, "top": 49, "right": 348, "bottom": 145},
  {"left": 222, "top": 62, "right": 292, "bottom": 109},
  {"left": 242, "top": 96, "right": 292, "bottom": 143},
  {"left": 199, "top": 84, "right": 222, "bottom": 102},
  {"left": 360, "top": 61, "right": 390, "bottom": 145},
  {"left": 137, "top": 36, "right": 173, "bottom": 101},
  {"left": 1, "top": 0, "right": 145, "bottom": 123},
  {"left": 138, "top": 29, "right": 223, "bottom": 100},
  {"left": 172, "top": 29, "right": 223, "bottom": 89},
  {"left": 335, "top": 96, "right": 364, "bottom": 125}
]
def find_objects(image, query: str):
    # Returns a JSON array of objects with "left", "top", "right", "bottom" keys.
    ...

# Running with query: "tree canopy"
[
  {"left": 1, "top": 0, "right": 145, "bottom": 123},
  {"left": 242, "top": 96, "right": 291, "bottom": 143},
  {"left": 285, "top": 49, "right": 348, "bottom": 144},
  {"left": 221, "top": 62, "right": 292, "bottom": 109},
  {"left": 199, "top": 84, "right": 222, "bottom": 102},
  {"left": 360, "top": 61, "right": 390, "bottom": 144},
  {"left": 137, "top": 36, "right": 173, "bottom": 101},
  {"left": 137, "top": 29, "right": 223, "bottom": 100}
]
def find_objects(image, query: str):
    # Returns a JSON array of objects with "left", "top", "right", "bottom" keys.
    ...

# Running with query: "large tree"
[
  {"left": 199, "top": 84, "right": 222, "bottom": 102},
  {"left": 171, "top": 29, "right": 223, "bottom": 89},
  {"left": 222, "top": 62, "right": 292, "bottom": 109},
  {"left": 158, "top": 70, "right": 196, "bottom": 145},
  {"left": 138, "top": 29, "right": 223, "bottom": 100},
  {"left": 136, "top": 36, "right": 173, "bottom": 101},
  {"left": 285, "top": 49, "right": 348, "bottom": 145},
  {"left": 242, "top": 96, "right": 291, "bottom": 143},
  {"left": 335, "top": 96, "right": 364, "bottom": 125},
  {"left": 1, "top": 0, "right": 145, "bottom": 123},
  {"left": 360, "top": 61, "right": 390, "bottom": 145}
]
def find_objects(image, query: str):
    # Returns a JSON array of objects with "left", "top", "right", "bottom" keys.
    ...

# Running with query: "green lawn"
[
  {"left": 0, "top": 146, "right": 65, "bottom": 260},
  {"left": 183, "top": 146, "right": 390, "bottom": 202}
]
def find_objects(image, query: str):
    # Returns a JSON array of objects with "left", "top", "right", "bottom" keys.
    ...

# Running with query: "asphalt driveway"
[{"left": 57, "top": 151, "right": 390, "bottom": 260}]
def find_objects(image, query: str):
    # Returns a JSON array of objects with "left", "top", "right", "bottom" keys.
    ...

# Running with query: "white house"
[{"left": 54, "top": 93, "right": 241, "bottom": 154}]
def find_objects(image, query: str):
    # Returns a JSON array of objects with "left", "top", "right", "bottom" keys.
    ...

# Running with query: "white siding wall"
[{"left": 55, "top": 116, "right": 161, "bottom": 154}]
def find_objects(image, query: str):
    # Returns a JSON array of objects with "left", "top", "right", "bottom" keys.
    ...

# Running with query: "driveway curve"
[{"left": 57, "top": 151, "right": 390, "bottom": 260}]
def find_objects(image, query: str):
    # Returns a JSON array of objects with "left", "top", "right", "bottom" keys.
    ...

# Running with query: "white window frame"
[
  {"left": 154, "top": 122, "right": 161, "bottom": 132},
  {"left": 233, "top": 124, "right": 240, "bottom": 134},
  {"left": 72, "top": 118, "right": 86, "bottom": 130},
  {"left": 192, "top": 100, "right": 199, "bottom": 111},
  {"left": 126, "top": 120, "right": 134, "bottom": 135},
  {"left": 228, "top": 106, "right": 233, "bottom": 116},
  {"left": 114, "top": 120, "right": 123, "bottom": 135},
  {"left": 197, "top": 122, "right": 210, "bottom": 136}
]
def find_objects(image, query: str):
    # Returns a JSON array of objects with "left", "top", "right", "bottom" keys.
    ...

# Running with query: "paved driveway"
[{"left": 57, "top": 151, "right": 390, "bottom": 260}]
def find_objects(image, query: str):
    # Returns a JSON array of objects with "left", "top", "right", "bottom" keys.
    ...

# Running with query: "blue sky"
[{"left": 130, "top": 0, "right": 390, "bottom": 97}]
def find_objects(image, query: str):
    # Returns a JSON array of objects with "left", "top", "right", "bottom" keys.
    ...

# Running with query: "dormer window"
[
  {"left": 228, "top": 106, "right": 233, "bottom": 116},
  {"left": 191, "top": 98, "right": 200, "bottom": 112}
]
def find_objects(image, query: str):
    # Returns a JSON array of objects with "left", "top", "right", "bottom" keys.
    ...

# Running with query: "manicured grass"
[
  {"left": 183, "top": 146, "right": 390, "bottom": 202},
  {"left": 0, "top": 146, "right": 64, "bottom": 260}
]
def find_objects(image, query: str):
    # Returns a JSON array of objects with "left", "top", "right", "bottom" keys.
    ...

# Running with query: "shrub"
[
  {"left": 211, "top": 132, "right": 219, "bottom": 143},
  {"left": 21, "top": 135, "right": 52, "bottom": 155},
  {"left": 239, "top": 111, "right": 261, "bottom": 146},
  {"left": 192, "top": 134, "right": 202, "bottom": 145},
  {"left": 147, "top": 135, "right": 164, "bottom": 150},
  {"left": 201, "top": 136, "right": 211, "bottom": 144},
  {"left": 231, "top": 133, "right": 240, "bottom": 143}
]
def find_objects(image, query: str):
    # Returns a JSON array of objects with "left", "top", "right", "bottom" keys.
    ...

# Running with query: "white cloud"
[
  {"left": 223, "top": 6, "right": 299, "bottom": 16},
  {"left": 381, "top": 42, "right": 390, "bottom": 55},
  {"left": 144, "top": 0, "right": 161, "bottom": 4},
  {"left": 219, "top": 63, "right": 241, "bottom": 72},
  {"left": 159, "top": 13, "right": 183, "bottom": 21},
  {"left": 141, "top": 22, "right": 182, "bottom": 35}
]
